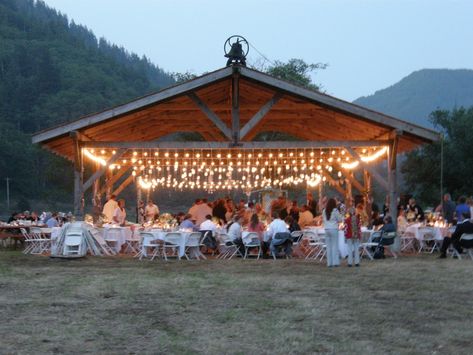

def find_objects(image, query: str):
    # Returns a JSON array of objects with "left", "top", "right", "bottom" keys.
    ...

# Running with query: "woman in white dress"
[
  {"left": 113, "top": 199, "right": 127, "bottom": 226},
  {"left": 323, "top": 198, "right": 343, "bottom": 267}
]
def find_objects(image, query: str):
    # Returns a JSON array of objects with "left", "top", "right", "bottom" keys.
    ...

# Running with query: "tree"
[
  {"left": 401, "top": 107, "right": 473, "bottom": 206},
  {"left": 265, "top": 58, "right": 327, "bottom": 91}
]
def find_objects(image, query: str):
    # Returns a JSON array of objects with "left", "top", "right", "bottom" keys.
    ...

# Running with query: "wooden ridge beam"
[{"left": 81, "top": 140, "right": 391, "bottom": 150}]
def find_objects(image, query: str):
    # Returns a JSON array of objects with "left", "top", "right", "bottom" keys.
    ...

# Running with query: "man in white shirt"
[
  {"left": 199, "top": 214, "right": 218, "bottom": 250},
  {"left": 189, "top": 199, "right": 212, "bottom": 226},
  {"left": 200, "top": 215, "right": 217, "bottom": 232},
  {"left": 298, "top": 205, "right": 314, "bottom": 228},
  {"left": 102, "top": 194, "right": 118, "bottom": 222},
  {"left": 145, "top": 200, "right": 160, "bottom": 222},
  {"left": 265, "top": 212, "right": 292, "bottom": 258}
]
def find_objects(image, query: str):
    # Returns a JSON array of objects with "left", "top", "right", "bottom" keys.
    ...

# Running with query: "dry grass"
[{"left": 0, "top": 251, "right": 472, "bottom": 354}]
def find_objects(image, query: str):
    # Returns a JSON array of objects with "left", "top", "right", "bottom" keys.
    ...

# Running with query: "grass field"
[{"left": 1, "top": 251, "right": 472, "bottom": 354}]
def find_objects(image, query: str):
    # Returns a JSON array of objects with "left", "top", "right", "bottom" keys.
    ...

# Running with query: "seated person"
[
  {"left": 227, "top": 215, "right": 245, "bottom": 255},
  {"left": 179, "top": 213, "right": 198, "bottom": 231},
  {"left": 285, "top": 215, "right": 301, "bottom": 233},
  {"left": 46, "top": 212, "right": 59, "bottom": 228},
  {"left": 199, "top": 214, "right": 217, "bottom": 250},
  {"left": 372, "top": 215, "right": 395, "bottom": 243},
  {"left": 439, "top": 212, "right": 473, "bottom": 258},
  {"left": 298, "top": 205, "right": 314, "bottom": 228},
  {"left": 371, "top": 211, "right": 384, "bottom": 229},
  {"left": 265, "top": 212, "right": 292, "bottom": 257},
  {"left": 247, "top": 213, "right": 265, "bottom": 241}
]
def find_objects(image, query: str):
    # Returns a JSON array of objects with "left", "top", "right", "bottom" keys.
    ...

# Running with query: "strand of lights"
[
  {"left": 341, "top": 147, "right": 388, "bottom": 170},
  {"left": 83, "top": 147, "right": 388, "bottom": 191},
  {"left": 83, "top": 149, "right": 107, "bottom": 166}
]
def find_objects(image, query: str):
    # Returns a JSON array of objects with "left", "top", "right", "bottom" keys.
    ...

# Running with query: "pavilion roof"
[{"left": 32, "top": 65, "right": 439, "bottom": 160}]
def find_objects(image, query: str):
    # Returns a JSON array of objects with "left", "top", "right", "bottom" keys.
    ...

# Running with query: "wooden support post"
[
  {"left": 363, "top": 169, "right": 372, "bottom": 222},
  {"left": 345, "top": 174, "right": 353, "bottom": 208},
  {"left": 136, "top": 182, "right": 142, "bottom": 224},
  {"left": 388, "top": 132, "right": 400, "bottom": 251},
  {"left": 231, "top": 68, "right": 240, "bottom": 146},
  {"left": 105, "top": 169, "right": 113, "bottom": 198},
  {"left": 71, "top": 133, "right": 84, "bottom": 218}
]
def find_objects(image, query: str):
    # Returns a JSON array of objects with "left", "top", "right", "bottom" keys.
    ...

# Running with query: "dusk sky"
[{"left": 42, "top": 0, "right": 473, "bottom": 101}]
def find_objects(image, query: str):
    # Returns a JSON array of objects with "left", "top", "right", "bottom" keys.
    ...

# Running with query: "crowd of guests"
[
  {"left": 97, "top": 190, "right": 473, "bottom": 263},
  {"left": 5, "top": 210, "right": 72, "bottom": 228}
]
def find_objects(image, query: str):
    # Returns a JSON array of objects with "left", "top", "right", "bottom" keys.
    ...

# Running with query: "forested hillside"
[
  {"left": 0, "top": 0, "right": 174, "bottom": 209},
  {"left": 354, "top": 69, "right": 473, "bottom": 128}
]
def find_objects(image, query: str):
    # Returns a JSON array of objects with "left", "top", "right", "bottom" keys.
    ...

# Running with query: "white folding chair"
[
  {"left": 304, "top": 230, "right": 326, "bottom": 260},
  {"left": 217, "top": 233, "right": 241, "bottom": 259},
  {"left": 243, "top": 232, "right": 261, "bottom": 260},
  {"left": 418, "top": 228, "right": 440, "bottom": 253},
  {"left": 185, "top": 232, "right": 206, "bottom": 260},
  {"left": 162, "top": 232, "right": 183, "bottom": 261},
  {"left": 400, "top": 231, "right": 417, "bottom": 253},
  {"left": 20, "top": 228, "right": 35, "bottom": 254},
  {"left": 138, "top": 232, "right": 162, "bottom": 260},
  {"left": 360, "top": 231, "right": 382, "bottom": 260},
  {"left": 452, "top": 233, "right": 473, "bottom": 260},
  {"left": 103, "top": 228, "right": 122, "bottom": 253},
  {"left": 30, "top": 226, "right": 51, "bottom": 254},
  {"left": 63, "top": 235, "right": 84, "bottom": 256}
]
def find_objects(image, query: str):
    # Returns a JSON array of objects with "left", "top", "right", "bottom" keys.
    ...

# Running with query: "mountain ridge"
[{"left": 353, "top": 68, "right": 473, "bottom": 128}]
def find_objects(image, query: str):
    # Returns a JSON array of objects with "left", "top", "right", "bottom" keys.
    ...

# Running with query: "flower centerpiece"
[{"left": 157, "top": 213, "right": 178, "bottom": 231}]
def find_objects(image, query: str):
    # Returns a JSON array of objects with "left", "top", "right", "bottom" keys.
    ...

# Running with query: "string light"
[{"left": 82, "top": 146, "right": 388, "bottom": 191}]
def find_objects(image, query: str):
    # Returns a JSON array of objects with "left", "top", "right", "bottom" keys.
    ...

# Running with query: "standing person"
[
  {"left": 102, "top": 194, "right": 118, "bottom": 222},
  {"left": 455, "top": 196, "right": 469, "bottom": 223},
  {"left": 307, "top": 192, "right": 318, "bottom": 217},
  {"left": 406, "top": 198, "right": 424, "bottom": 221},
  {"left": 212, "top": 199, "right": 227, "bottom": 224},
  {"left": 323, "top": 198, "right": 343, "bottom": 267},
  {"left": 440, "top": 193, "right": 456, "bottom": 223},
  {"left": 344, "top": 208, "right": 362, "bottom": 267},
  {"left": 113, "top": 199, "right": 127, "bottom": 226},
  {"left": 145, "top": 200, "right": 160, "bottom": 222},
  {"left": 188, "top": 199, "right": 212, "bottom": 226}
]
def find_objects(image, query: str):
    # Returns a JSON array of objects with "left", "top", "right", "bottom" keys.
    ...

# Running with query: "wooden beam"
[
  {"left": 345, "top": 147, "right": 389, "bottom": 191},
  {"left": 81, "top": 140, "right": 391, "bottom": 150},
  {"left": 187, "top": 92, "right": 232, "bottom": 140},
  {"left": 32, "top": 67, "right": 234, "bottom": 144},
  {"left": 240, "top": 93, "right": 282, "bottom": 140},
  {"left": 239, "top": 67, "right": 440, "bottom": 142},
  {"left": 231, "top": 68, "right": 240, "bottom": 145},
  {"left": 72, "top": 134, "right": 83, "bottom": 217},
  {"left": 113, "top": 175, "right": 134, "bottom": 197},
  {"left": 388, "top": 131, "right": 400, "bottom": 251},
  {"left": 82, "top": 149, "right": 127, "bottom": 192},
  {"left": 344, "top": 173, "right": 365, "bottom": 194},
  {"left": 99, "top": 167, "right": 131, "bottom": 196}
]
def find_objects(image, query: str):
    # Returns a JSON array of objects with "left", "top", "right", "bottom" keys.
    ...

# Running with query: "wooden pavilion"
[{"left": 32, "top": 65, "right": 439, "bottom": 227}]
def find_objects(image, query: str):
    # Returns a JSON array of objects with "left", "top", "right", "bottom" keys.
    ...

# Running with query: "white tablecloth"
[
  {"left": 141, "top": 230, "right": 192, "bottom": 258},
  {"left": 404, "top": 224, "right": 450, "bottom": 241},
  {"left": 304, "top": 227, "right": 348, "bottom": 258},
  {"left": 101, "top": 226, "right": 134, "bottom": 252}
]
